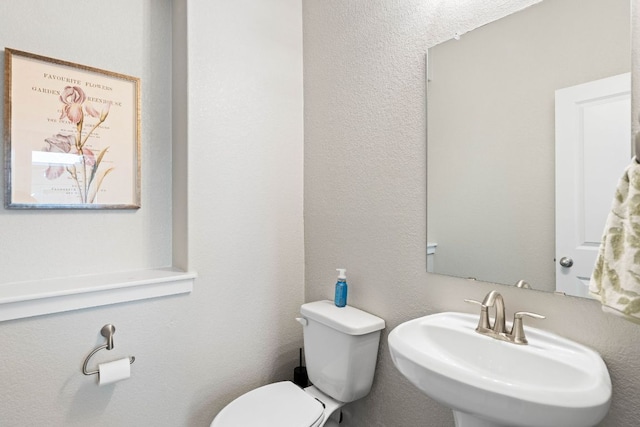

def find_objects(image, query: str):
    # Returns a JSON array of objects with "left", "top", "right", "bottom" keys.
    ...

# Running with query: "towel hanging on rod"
[{"left": 589, "top": 156, "right": 640, "bottom": 323}]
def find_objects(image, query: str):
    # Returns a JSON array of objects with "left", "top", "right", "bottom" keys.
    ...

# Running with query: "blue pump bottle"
[{"left": 334, "top": 268, "right": 348, "bottom": 307}]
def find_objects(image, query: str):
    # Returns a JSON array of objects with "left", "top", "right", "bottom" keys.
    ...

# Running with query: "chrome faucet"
[
  {"left": 481, "top": 290, "right": 506, "bottom": 334},
  {"left": 465, "top": 290, "right": 506, "bottom": 335},
  {"left": 465, "top": 290, "right": 545, "bottom": 345},
  {"left": 514, "top": 279, "right": 532, "bottom": 289}
]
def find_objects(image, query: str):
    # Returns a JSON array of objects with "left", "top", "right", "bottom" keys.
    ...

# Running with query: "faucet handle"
[
  {"left": 463, "top": 298, "right": 485, "bottom": 307},
  {"left": 509, "top": 311, "right": 545, "bottom": 345},
  {"left": 464, "top": 299, "right": 490, "bottom": 331}
]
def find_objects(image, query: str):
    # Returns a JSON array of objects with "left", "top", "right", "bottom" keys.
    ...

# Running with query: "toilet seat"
[{"left": 211, "top": 381, "right": 325, "bottom": 427}]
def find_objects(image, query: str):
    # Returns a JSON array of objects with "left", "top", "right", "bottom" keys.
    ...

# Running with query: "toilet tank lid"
[{"left": 300, "top": 300, "right": 385, "bottom": 335}]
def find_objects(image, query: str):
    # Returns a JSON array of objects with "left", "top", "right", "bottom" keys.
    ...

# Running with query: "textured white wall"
[
  {"left": 304, "top": 0, "right": 640, "bottom": 426},
  {"left": 0, "top": 0, "right": 304, "bottom": 425},
  {"left": 185, "top": 0, "right": 305, "bottom": 423}
]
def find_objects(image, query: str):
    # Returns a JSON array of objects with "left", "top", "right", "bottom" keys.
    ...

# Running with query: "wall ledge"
[{"left": 0, "top": 268, "right": 196, "bottom": 322}]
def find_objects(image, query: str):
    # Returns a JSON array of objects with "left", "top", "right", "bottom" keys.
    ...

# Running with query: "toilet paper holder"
[{"left": 82, "top": 324, "right": 136, "bottom": 376}]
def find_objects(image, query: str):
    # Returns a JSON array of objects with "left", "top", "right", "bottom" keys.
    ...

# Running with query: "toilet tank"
[{"left": 300, "top": 300, "right": 385, "bottom": 403}]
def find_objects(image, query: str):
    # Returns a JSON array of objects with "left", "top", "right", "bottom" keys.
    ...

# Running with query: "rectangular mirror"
[{"left": 426, "top": 0, "right": 631, "bottom": 297}]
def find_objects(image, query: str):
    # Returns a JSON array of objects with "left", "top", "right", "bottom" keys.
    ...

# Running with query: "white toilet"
[{"left": 211, "top": 300, "right": 385, "bottom": 427}]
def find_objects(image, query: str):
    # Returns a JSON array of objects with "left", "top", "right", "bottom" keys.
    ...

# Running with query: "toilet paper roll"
[{"left": 98, "top": 358, "right": 131, "bottom": 386}]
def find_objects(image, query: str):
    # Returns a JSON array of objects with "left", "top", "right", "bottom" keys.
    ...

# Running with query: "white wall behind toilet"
[
  {"left": 0, "top": 0, "right": 304, "bottom": 425},
  {"left": 304, "top": 0, "right": 640, "bottom": 426}
]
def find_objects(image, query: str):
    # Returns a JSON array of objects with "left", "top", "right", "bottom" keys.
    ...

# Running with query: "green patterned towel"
[{"left": 589, "top": 158, "right": 640, "bottom": 324}]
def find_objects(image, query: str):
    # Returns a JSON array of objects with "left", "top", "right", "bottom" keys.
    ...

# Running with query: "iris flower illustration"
[
  {"left": 59, "top": 86, "right": 86, "bottom": 125},
  {"left": 42, "top": 86, "right": 113, "bottom": 203}
]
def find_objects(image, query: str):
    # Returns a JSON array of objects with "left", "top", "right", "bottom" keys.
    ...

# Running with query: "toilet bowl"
[
  {"left": 211, "top": 300, "right": 385, "bottom": 427},
  {"left": 211, "top": 381, "right": 342, "bottom": 427}
]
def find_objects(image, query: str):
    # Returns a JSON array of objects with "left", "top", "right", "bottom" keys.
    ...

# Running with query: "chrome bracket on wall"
[{"left": 82, "top": 324, "right": 135, "bottom": 376}]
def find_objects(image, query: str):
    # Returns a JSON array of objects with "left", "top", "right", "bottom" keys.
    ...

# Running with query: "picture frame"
[{"left": 3, "top": 48, "right": 141, "bottom": 209}]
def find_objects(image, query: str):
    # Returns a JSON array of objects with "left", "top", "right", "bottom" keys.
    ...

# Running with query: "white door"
[{"left": 555, "top": 73, "right": 631, "bottom": 297}]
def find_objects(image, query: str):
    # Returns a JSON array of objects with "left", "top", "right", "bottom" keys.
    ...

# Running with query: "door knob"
[{"left": 559, "top": 257, "right": 573, "bottom": 268}]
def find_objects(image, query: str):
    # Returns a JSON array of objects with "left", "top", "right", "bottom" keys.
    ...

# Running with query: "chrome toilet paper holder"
[{"left": 82, "top": 324, "right": 136, "bottom": 376}]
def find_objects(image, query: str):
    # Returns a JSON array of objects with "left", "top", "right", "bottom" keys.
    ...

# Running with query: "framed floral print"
[{"left": 3, "top": 48, "right": 141, "bottom": 209}]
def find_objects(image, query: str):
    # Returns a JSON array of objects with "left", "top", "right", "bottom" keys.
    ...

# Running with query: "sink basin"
[{"left": 388, "top": 312, "right": 611, "bottom": 427}]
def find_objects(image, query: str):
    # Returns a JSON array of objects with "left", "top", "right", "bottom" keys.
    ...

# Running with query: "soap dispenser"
[{"left": 334, "top": 268, "right": 348, "bottom": 307}]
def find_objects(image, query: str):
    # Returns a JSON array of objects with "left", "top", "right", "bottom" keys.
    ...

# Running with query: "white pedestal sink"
[{"left": 388, "top": 312, "right": 611, "bottom": 427}]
